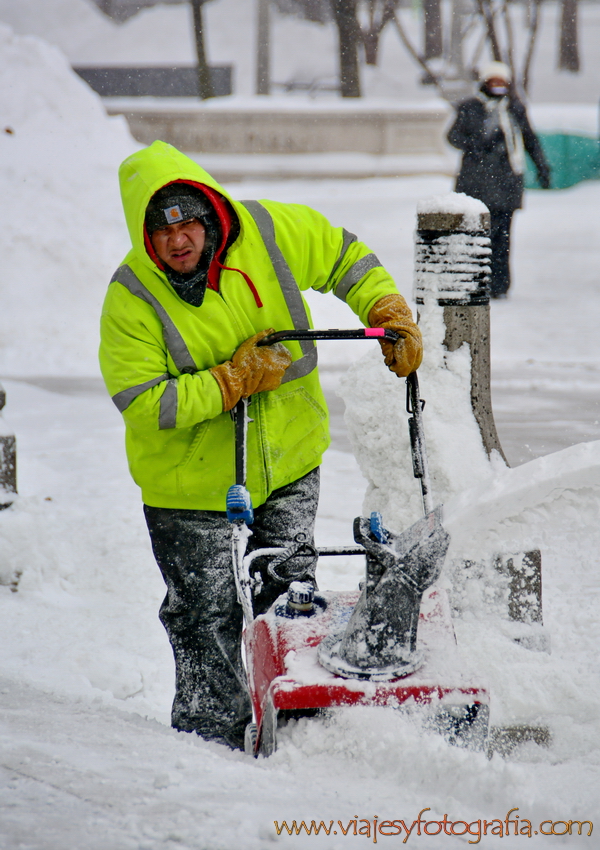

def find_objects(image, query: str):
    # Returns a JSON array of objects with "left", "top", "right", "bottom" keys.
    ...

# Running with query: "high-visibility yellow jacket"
[{"left": 99, "top": 141, "right": 399, "bottom": 510}]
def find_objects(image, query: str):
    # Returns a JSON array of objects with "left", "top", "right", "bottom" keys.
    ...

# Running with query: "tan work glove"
[
  {"left": 210, "top": 329, "right": 292, "bottom": 412},
  {"left": 368, "top": 294, "right": 423, "bottom": 377}
]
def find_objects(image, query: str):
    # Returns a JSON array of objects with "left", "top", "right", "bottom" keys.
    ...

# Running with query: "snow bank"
[
  {"left": 0, "top": 25, "right": 137, "bottom": 376},
  {"left": 530, "top": 103, "right": 600, "bottom": 136}
]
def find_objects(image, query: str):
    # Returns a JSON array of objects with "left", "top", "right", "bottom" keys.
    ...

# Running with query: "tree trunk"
[
  {"left": 363, "top": 27, "right": 380, "bottom": 65},
  {"left": 190, "top": 0, "right": 215, "bottom": 100},
  {"left": 362, "top": 0, "right": 399, "bottom": 66},
  {"left": 423, "top": 0, "right": 443, "bottom": 59},
  {"left": 256, "top": 0, "right": 271, "bottom": 94},
  {"left": 559, "top": 0, "right": 580, "bottom": 72},
  {"left": 331, "top": 0, "right": 362, "bottom": 97}
]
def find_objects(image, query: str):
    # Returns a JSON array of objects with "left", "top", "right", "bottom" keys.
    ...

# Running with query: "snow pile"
[
  {"left": 0, "top": 25, "right": 137, "bottom": 376},
  {"left": 530, "top": 103, "right": 600, "bottom": 136}
]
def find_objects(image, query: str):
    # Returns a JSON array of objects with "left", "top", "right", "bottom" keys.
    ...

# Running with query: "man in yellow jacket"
[{"left": 100, "top": 140, "right": 422, "bottom": 749}]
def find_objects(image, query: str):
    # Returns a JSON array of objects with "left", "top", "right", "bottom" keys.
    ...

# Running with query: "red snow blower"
[{"left": 226, "top": 329, "right": 489, "bottom": 756}]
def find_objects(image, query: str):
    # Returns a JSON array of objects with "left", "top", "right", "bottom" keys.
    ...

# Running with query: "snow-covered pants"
[{"left": 143, "top": 467, "right": 320, "bottom": 749}]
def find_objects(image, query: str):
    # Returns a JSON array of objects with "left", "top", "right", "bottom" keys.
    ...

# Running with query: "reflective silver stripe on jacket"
[
  {"left": 112, "top": 372, "right": 170, "bottom": 413},
  {"left": 240, "top": 200, "right": 318, "bottom": 384},
  {"left": 334, "top": 253, "right": 383, "bottom": 303},
  {"left": 315, "top": 228, "right": 357, "bottom": 294},
  {"left": 110, "top": 265, "right": 198, "bottom": 373},
  {"left": 159, "top": 379, "right": 178, "bottom": 429},
  {"left": 110, "top": 264, "right": 200, "bottom": 429}
]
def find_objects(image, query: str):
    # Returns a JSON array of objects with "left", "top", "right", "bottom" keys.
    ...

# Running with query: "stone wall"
[{"left": 105, "top": 100, "right": 450, "bottom": 156}]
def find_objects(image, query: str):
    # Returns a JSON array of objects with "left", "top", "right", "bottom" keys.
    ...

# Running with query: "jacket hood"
[{"left": 118, "top": 141, "right": 235, "bottom": 273}]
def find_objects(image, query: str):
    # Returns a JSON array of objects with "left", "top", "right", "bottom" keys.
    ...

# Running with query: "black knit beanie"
[{"left": 145, "top": 184, "right": 215, "bottom": 234}]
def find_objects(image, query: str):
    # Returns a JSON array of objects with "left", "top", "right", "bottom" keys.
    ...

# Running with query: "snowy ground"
[
  {"left": 1, "top": 8, "right": 600, "bottom": 849},
  {"left": 1, "top": 175, "right": 600, "bottom": 849}
]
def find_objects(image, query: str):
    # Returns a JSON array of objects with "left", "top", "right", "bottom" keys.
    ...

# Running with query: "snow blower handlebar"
[
  {"left": 256, "top": 328, "right": 401, "bottom": 345},
  {"left": 259, "top": 328, "right": 432, "bottom": 518},
  {"left": 228, "top": 329, "right": 432, "bottom": 521},
  {"left": 227, "top": 329, "right": 401, "bottom": 525}
]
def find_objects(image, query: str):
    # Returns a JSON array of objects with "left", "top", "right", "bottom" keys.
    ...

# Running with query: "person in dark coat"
[{"left": 447, "top": 61, "right": 551, "bottom": 298}]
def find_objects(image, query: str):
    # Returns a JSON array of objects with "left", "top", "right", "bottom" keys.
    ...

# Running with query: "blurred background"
[
  {"left": 2, "top": 0, "right": 598, "bottom": 188},
  {"left": 1, "top": 0, "right": 598, "bottom": 461}
]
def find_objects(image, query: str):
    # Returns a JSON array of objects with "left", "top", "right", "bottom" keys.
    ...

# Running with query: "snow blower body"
[{"left": 226, "top": 330, "right": 489, "bottom": 756}]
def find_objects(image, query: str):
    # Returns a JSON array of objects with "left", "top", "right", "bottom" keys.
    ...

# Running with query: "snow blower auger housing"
[
  {"left": 227, "top": 330, "right": 490, "bottom": 757},
  {"left": 318, "top": 508, "right": 449, "bottom": 680}
]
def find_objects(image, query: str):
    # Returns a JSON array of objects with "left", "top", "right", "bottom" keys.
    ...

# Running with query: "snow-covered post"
[
  {"left": 0, "top": 383, "right": 16, "bottom": 508},
  {"left": 414, "top": 194, "right": 544, "bottom": 643},
  {"left": 414, "top": 193, "right": 507, "bottom": 463}
]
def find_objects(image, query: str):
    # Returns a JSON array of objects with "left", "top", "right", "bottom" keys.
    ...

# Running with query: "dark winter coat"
[{"left": 447, "top": 93, "right": 550, "bottom": 212}]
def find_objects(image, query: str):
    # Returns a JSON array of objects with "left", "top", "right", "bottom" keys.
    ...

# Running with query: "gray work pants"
[{"left": 144, "top": 467, "right": 320, "bottom": 749}]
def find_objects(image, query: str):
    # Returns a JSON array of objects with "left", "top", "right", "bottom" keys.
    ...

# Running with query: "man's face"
[{"left": 150, "top": 218, "right": 206, "bottom": 274}]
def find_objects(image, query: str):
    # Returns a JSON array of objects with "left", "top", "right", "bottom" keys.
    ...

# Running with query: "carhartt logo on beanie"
[{"left": 164, "top": 205, "right": 184, "bottom": 223}]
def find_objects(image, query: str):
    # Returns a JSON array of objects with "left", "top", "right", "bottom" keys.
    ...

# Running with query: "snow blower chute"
[{"left": 227, "top": 329, "right": 489, "bottom": 756}]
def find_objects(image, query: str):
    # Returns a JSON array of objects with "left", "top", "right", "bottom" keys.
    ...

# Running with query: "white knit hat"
[{"left": 479, "top": 61, "right": 512, "bottom": 83}]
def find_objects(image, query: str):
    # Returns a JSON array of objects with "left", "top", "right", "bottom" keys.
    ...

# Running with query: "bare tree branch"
[
  {"left": 391, "top": 11, "right": 441, "bottom": 87},
  {"left": 475, "top": 0, "right": 503, "bottom": 61},
  {"left": 501, "top": 0, "right": 516, "bottom": 80},
  {"left": 360, "top": 0, "right": 398, "bottom": 66},
  {"left": 522, "top": 0, "right": 542, "bottom": 92}
]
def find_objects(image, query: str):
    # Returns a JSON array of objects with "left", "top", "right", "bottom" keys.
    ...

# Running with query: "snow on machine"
[{"left": 226, "top": 329, "right": 489, "bottom": 756}]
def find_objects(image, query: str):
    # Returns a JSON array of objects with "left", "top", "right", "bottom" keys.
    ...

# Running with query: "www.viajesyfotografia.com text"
[{"left": 273, "top": 808, "right": 593, "bottom": 843}]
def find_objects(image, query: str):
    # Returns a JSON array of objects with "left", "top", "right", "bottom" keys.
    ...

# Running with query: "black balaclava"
[{"left": 145, "top": 184, "right": 222, "bottom": 307}]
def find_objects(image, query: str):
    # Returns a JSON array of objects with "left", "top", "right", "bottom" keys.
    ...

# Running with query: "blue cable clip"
[{"left": 226, "top": 484, "right": 254, "bottom": 525}]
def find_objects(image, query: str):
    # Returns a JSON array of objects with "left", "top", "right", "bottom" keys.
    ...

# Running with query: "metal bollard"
[
  {"left": 0, "top": 383, "right": 17, "bottom": 509},
  {"left": 414, "top": 198, "right": 507, "bottom": 463}
]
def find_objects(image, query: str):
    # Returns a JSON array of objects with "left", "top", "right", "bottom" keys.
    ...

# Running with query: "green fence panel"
[{"left": 525, "top": 132, "right": 600, "bottom": 190}]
